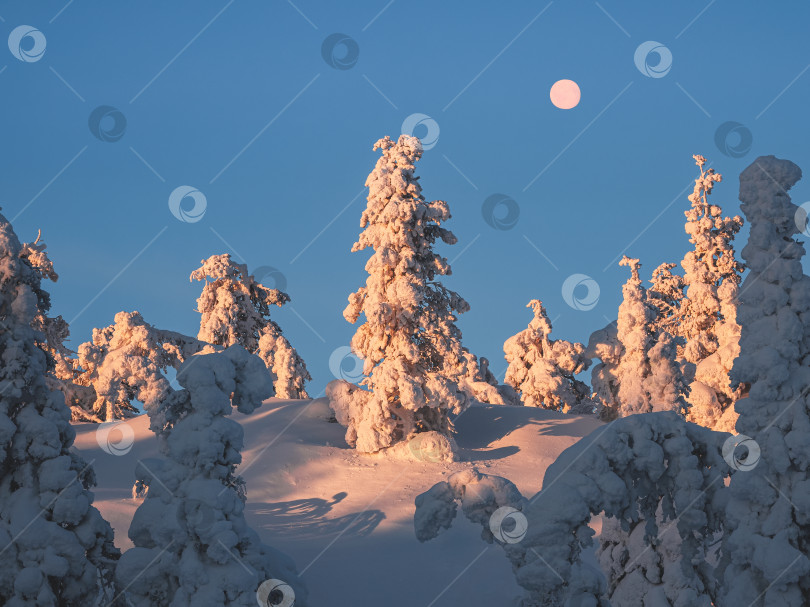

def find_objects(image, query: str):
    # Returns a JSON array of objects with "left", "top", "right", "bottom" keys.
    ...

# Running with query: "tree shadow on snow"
[
  {"left": 246, "top": 492, "right": 385, "bottom": 540},
  {"left": 458, "top": 445, "right": 520, "bottom": 462}
]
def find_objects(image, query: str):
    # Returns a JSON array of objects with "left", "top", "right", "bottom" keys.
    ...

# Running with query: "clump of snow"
[{"left": 115, "top": 345, "right": 307, "bottom": 606}]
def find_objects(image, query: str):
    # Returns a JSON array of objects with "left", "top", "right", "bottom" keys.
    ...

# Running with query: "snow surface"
[{"left": 72, "top": 399, "right": 602, "bottom": 606}]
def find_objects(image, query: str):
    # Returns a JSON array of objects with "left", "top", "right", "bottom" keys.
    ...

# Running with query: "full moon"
[{"left": 549, "top": 79, "right": 581, "bottom": 109}]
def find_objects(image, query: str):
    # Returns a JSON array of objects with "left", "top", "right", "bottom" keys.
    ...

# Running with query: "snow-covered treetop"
[{"left": 191, "top": 254, "right": 290, "bottom": 351}]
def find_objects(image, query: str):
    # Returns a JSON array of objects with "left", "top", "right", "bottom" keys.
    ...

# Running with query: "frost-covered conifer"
[
  {"left": 0, "top": 212, "right": 119, "bottom": 604},
  {"left": 678, "top": 155, "right": 745, "bottom": 431},
  {"left": 77, "top": 311, "right": 207, "bottom": 421},
  {"left": 191, "top": 254, "right": 310, "bottom": 399},
  {"left": 329, "top": 135, "right": 471, "bottom": 453},
  {"left": 717, "top": 155, "right": 810, "bottom": 605},
  {"left": 503, "top": 300, "right": 594, "bottom": 412},
  {"left": 116, "top": 346, "right": 306, "bottom": 606},
  {"left": 616, "top": 257, "right": 689, "bottom": 417}
]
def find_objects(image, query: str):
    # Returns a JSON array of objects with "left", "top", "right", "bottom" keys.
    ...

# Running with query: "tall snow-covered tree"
[
  {"left": 0, "top": 212, "right": 120, "bottom": 604},
  {"left": 615, "top": 256, "right": 689, "bottom": 418},
  {"left": 717, "top": 155, "right": 810, "bottom": 605},
  {"left": 327, "top": 134, "right": 471, "bottom": 453},
  {"left": 678, "top": 155, "right": 745, "bottom": 432},
  {"left": 191, "top": 254, "right": 310, "bottom": 399},
  {"left": 503, "top": 299, "right": 595, "bottom": 412},
  {"left": 77, "top": 311, "right": 207, "bottom": 421},
  {"left": 116, "top": 346, "right": 306, "bottom": 606}
]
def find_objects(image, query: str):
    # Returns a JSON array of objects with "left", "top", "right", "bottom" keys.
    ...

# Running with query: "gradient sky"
[{"left": 2, "top": 0, "right": 810, "bottom": 396}]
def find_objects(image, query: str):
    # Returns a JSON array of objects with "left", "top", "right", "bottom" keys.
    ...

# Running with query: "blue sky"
[{"left": 2, "top": 0, "right": 809, "bottom": 395}]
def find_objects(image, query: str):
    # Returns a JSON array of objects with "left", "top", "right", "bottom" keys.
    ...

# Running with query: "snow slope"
[{"left": 73, "top": 399, "right": 602, "bottom": 606}]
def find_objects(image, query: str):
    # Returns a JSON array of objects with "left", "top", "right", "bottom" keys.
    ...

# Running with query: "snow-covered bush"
[
  {"left": 116, "top": 345, "right": 306, "bottom": 606},
  {"left": 191, "top": 254, "right": 310, "bottom": 399},
  {"left": 415, "top": 413, "right": 730, "bottom": 606},
  {"left": 76, "top": 311, "right": 208, "bottom": 421},
  {"left": 585, "top": 320, "right": 622, "bottom": 413},
  {"left": 504, "top": 300, "right": 596, "bottom": 413},
  {"left": 0, "top": 212, "right": 120, "bottom": 604},
  {"left": 458, "top": 350, "right": 519, "bottom": 406},
  {"left": 330, "top": 135, "right": 472, "bottom": 453}
]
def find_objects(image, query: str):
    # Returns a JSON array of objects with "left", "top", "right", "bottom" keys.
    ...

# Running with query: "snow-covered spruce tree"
[
  {"left": 77, "top": 311, "right": 208, "bottom": 421},
  {"left": 328, "top": 134, "right": 471, "bottom": 453},
  {"left": 648, "top": 262, "right": 686, "bottom": 338},
  {"left": 116, "top": 345, "right": 306, "bottom": 606},
  {"left": 716, "top": 155, "right": 810, "bottom": 605},
  {"left": 191, "top": 254, "right": 310, "bottom": 399},
  {"left": 19, "top": 231, "right": 97, "bottom": 421},
  {"left": 677, "top": 155, "right": 745, "bottom": 432},
  {"left": 503, "top": 300, "right": 595, "bottom": 413},
  {"left": 0, "top": 212, "right": 119, "bottom": 604},
  {"left": 615, "top": 256, "right": 689, "bottom": 417}
]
